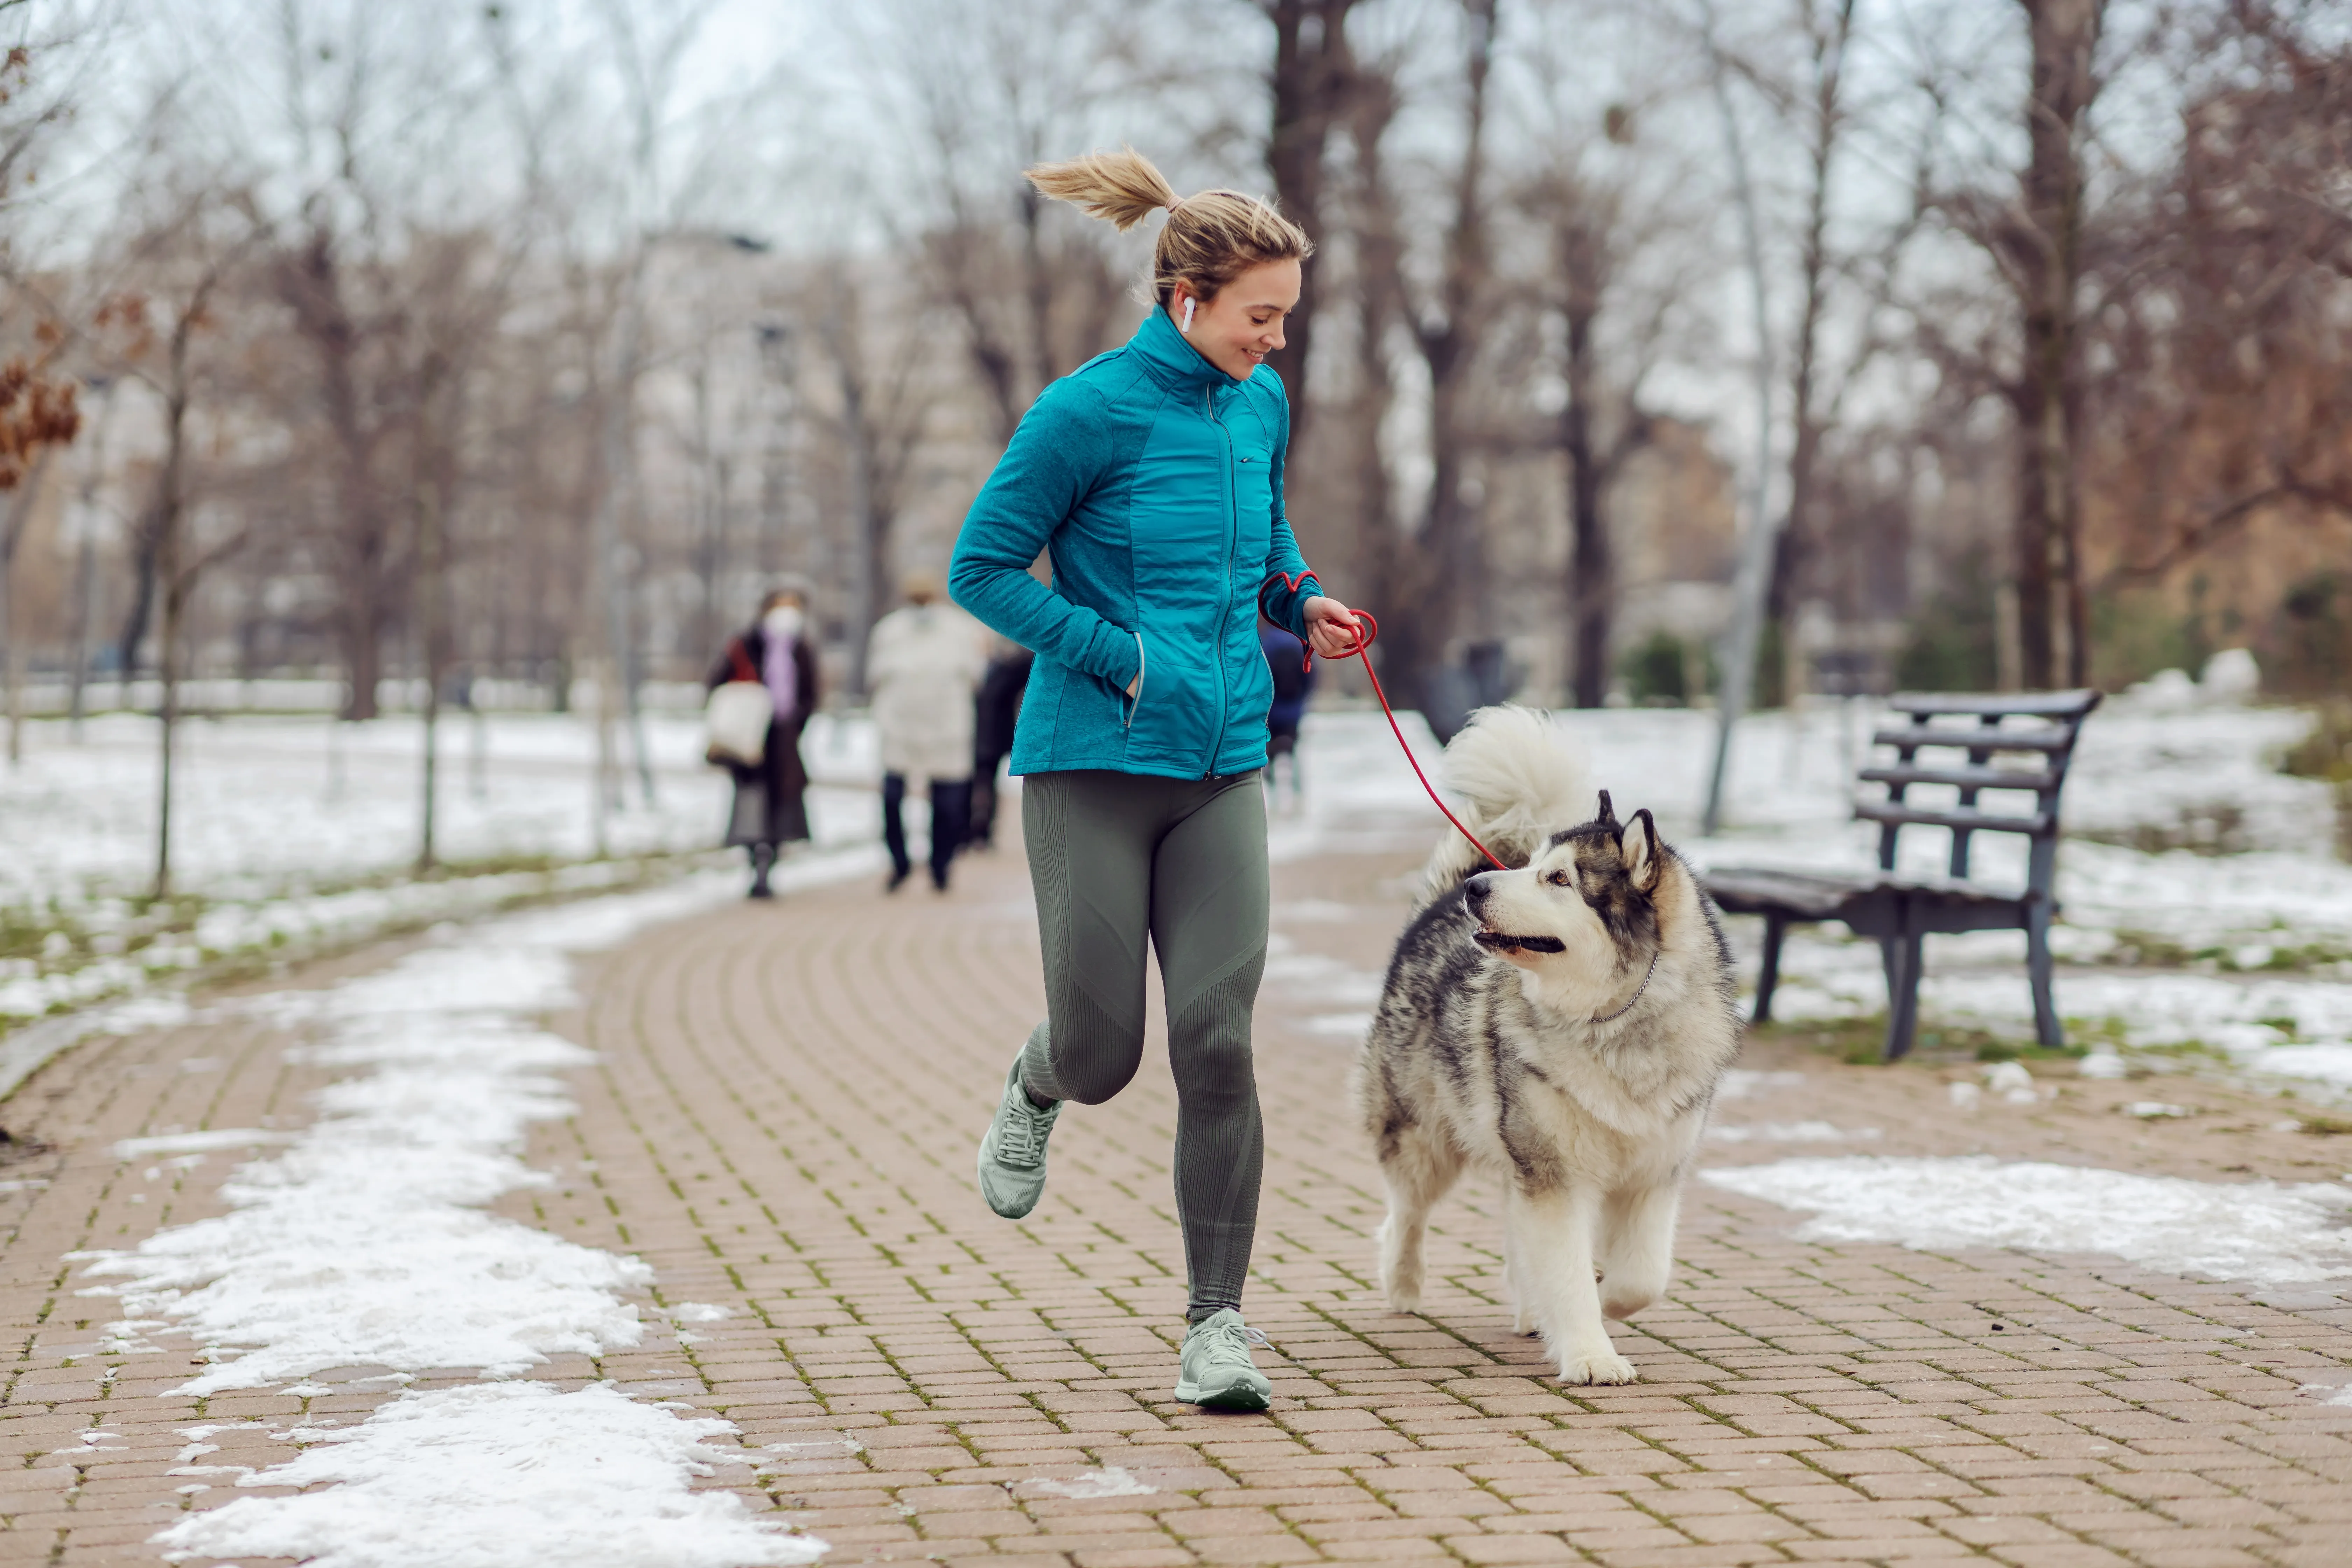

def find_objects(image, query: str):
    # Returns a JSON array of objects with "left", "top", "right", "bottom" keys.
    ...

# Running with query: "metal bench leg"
[
  {"left": 2027, "top": 904, "right": 2062, "bottom": 1049},
  {"left": 1882, "top": 922, "right": 1924, "bottom": 1061},
  {"left": 1753, "top": 913, "right": 1788, "bottom": 1023}
]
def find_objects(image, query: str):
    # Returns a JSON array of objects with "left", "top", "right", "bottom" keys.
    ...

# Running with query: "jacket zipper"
[{"left": 1206, "top": 382, "right": 1235, "bottom": 776}]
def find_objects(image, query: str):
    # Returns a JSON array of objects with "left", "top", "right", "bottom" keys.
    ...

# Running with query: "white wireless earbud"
[{"left": 1180, "top": 296, "right": 1196, "bottom": 335}]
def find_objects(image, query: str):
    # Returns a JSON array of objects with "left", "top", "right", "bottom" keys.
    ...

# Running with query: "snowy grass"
[{"left": 0, "top": 710, "right": 886, "bottom": 1029}]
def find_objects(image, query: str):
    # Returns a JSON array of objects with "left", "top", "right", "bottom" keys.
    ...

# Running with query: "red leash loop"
[{"left": 1268, "top": 572, "right": 1508, "bottom": 874}]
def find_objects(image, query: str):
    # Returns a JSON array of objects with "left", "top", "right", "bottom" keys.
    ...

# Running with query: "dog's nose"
[{"left": 1465, "top": 874, "right": 1492, "bottom": 905}]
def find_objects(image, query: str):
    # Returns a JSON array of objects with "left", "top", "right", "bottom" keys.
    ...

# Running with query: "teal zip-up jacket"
[{"left": 948, "top": 305, "right": 1323, "bottom": 780}]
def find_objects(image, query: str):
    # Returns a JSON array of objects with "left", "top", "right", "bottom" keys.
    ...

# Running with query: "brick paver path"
[{"left": 5, "top": 824, "right": 2352, "bottom": 1568}]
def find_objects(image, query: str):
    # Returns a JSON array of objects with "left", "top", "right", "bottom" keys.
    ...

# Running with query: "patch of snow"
[
  {"left": 1706, "top": 1121, "right": 1881, "bottom": 1144},
  {"left": 59, "top": 877, "right": 849, "bottom": 1564},
  {"left": 760, "top": 1433, "right": 864, "bottom": 1461},
  {"left": 113, "top": 1129, "right": 298, "bottom": 1160},
  {"left": 1718, "top": 1070, "right": 1806, "bottom": 1101},
  {"left": 2079, "top": 1049, "right": 2128, "bottom": 1079},
  {"left": 1703, "top": 1155, "right": 2352, "bottom": 1285},
  {"left": 151, "top": 1382, "right": 822, "bottom": 1568},
  {"left": 1017, "top": 1466, "right": 1157, "bottom": 1500},
  {"left": 2127, "top": 1102, "right": 2191, "bottom": 1118},
  {"left": 2249, "top": 1045, "right": 2352, "bottom": 1087},
  {"left": 75, "top": 877, "right": 764, "bottom": 1392},
  {"left": 1982, "top": 1061, "right": 2039, "bottom": 1103}
]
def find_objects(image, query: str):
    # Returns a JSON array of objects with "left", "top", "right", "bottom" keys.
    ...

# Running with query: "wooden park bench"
[{"left": 1701, "top": 689, "right": 2103, "bottom": 1060}]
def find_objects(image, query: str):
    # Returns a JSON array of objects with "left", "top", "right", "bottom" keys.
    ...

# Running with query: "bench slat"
[
  {"left": 1887, "top": 690, "right": 2102, "bottom": 719},
  {"left": 1858, "top": 763, "right": 2060, "bottom": 792},
  {"left": 1855, "top": 800, "right": 2051, "bottom": 836},
  {"left": 1871, "top": 724, "right": 2077, "bottom": 753}
]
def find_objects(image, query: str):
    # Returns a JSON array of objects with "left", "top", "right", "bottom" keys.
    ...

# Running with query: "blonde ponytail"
[
  {"left": 1027, "top": 145, "right": 1312, "bottom": 309},
  {"left": 1025, "top": 146, "right": 1178, "bottom": 233}
]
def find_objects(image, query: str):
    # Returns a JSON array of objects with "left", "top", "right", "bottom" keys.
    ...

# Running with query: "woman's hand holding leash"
[
  {"left": 1276, "top": 574, "right": 1505, "bottom": 872},
  {"left": 1302, "top": 596, "right": 1372, "bottom": 662}
]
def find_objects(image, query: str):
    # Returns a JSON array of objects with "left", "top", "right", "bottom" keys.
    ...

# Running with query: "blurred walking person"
[
  {"left": 952, "top": 148, "right": 1372, "bottom": 1410},
  {"left": 967, "top": 642, "right": 1033, "bottom": 849},
  {"left": 706, "top": 581, "right": 819, "bottom": 899},
  {"left": 1259, "top": 623, "right": 1312, "bottom": 807},
  {"left": 868, "top": 575, "right": 989, "bottom": 891}
]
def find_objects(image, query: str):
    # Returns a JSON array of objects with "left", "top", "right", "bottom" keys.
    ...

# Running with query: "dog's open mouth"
[{"left": 1473, "top": 929, "right": 1567, "bottom": 955}]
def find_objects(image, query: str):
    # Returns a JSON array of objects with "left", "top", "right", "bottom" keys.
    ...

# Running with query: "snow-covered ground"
[
  {"left": 79, "top": 874, "right": 836, "bottom": 1568},
  {"left": 0, "top": 709, "right": 880, "bottom": 910},
  {"left": 0, "top": 711, "right": 887, "bottom": 1025}
]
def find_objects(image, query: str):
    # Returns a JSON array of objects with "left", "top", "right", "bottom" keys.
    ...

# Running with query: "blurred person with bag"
[
  {"left": 967, "top": 641, "right": 1034, "bottom": 849},
  {"left": 705, "top": 580, "right": 820, "bottom": 899},
  {"left": 867, "top": 574, "right": 989, "bottom": 892}
]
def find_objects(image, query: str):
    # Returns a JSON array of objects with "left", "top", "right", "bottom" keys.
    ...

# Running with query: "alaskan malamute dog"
[{"left": 1354, "top": 706, "right": 1739, "bottom": 1385}]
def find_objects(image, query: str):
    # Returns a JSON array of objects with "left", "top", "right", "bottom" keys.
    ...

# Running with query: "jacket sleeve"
[
  {"left": 1255, "top": 381, "right": 1322, "bottom": 641},
  {"left": 949, "top": 381, "right": 1143, "bottom": 691}
]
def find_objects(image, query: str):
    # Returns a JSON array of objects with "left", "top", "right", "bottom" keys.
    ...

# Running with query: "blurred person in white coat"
[{"left": 868, "top": 574, "right": 989, "bottom": 891}]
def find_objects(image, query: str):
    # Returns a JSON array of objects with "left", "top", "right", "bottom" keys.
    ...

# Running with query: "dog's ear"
[
  {"left": 1593, "top": 789, "right": 1617, "bottom": 827},
  {"left": 1620, "top": 808, "right": 1661, "bottom": 893}
]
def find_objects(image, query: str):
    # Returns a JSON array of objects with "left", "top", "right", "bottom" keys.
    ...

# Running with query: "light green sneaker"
[
  {"left": 976, "top": 1058, "right": 1061, "bottom": 1219},
  {"left": 1173, "top": 1309, "right": 1272, "bottom": 1412}
]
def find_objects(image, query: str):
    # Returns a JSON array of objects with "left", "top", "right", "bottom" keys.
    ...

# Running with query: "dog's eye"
[{"left": 1546, "top": 869, "right": 1573, "bottom": 888}]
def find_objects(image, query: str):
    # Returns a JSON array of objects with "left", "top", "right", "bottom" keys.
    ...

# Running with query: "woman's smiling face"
[{"left": 1173, "top": 259, "right": 1302, "bottom": 382}]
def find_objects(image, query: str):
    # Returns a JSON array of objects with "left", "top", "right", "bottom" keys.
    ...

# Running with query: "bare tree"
[
  {"left": 1920, "top": 0, "right": 2108, "bottom": 688},
  {"left": 99, "top": 197, "right": 258, "bottom": 897},
  {"left": 881, "top": 0, "right": 1143, "bottom": 445},
  {"left": 1261, "top": 0, "right": 1366, "bottom": 437},
  {"left": 812, "top": 267, "right": 937, "bottom": 697},
  {"left": 1353, "top": 0, "right": 1502, "bottom": 720}
]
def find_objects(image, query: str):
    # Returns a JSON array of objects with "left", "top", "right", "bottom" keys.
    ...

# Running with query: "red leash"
[{"left": 1267, "top": 572, "right": 1508, "bottom": 873}]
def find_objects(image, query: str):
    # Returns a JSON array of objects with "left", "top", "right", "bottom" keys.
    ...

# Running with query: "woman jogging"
[{"left": 949, "top": 148, "right": 1370, "bottom": 1412}]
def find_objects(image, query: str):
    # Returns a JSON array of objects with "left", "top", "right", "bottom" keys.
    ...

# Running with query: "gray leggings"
[{"left": 1018, "top": 769, "right": 1268, "bottom": 1322}]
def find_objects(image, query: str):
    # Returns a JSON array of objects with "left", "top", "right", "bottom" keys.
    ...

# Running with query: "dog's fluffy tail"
[{"left": 1418, "top": 704, "right": 1595, "bottom": 902}]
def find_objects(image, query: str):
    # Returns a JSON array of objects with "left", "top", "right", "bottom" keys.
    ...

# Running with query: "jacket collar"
[{"left": 1129, "top": 304, "right": 1244, "bottom": 397}]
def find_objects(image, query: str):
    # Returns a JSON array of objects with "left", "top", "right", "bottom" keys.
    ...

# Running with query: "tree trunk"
[
  {"left": 1378, "top": 0, "right": 1496, "bottom": 718},
  {"left": 2007, "top": 0, "right": 2102, "bottom": 689},
  {"left": 1264, "top": 0, "right": 1362, "bottom": 440},
  {"left": 1, "top": 451, "right": 59, "bottom": 763},
  {"left": 68, "top": 530, "right": 93, "bottom": 737},
  {"left": 152, "top": 370, "right": 192, "bottom": 903},
  {"left": 1771, "top": 0, "right": 1854, "bottom": 707},
  {"left": 1563, "top": 299, "right": 1609, "bottom": 709},
  {"left": 414, "top": 358, "right": 450, "bottom": 874}
]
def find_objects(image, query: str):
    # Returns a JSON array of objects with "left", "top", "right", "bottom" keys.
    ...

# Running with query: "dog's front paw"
[{"left": 1557, "top": 1349, "right": 1637, "bottom": 1386}]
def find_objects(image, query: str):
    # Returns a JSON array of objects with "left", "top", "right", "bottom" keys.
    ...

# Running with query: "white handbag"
[
  {"left": 706, "top": 683, "right": 770, "bottom": 766},
  {"left": 706, "top": 640, "right": 773, "bottom": 767}
]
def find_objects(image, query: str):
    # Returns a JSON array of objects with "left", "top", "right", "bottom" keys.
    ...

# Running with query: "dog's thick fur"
[{"left": 1353, "top": 706, "right": 1740, "bottom": 1385}]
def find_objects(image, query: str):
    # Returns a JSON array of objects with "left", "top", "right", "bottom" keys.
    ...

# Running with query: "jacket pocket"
[{"left": 1122, "top": 631, "right": 1146, "bottom": 728}]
